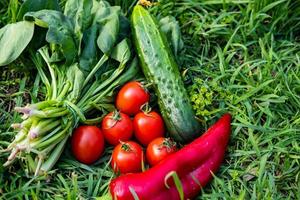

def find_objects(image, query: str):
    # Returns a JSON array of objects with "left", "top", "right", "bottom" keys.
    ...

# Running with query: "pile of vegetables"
[
  {"left": 105, "top": 114, "right": 231, "bottom": 200},
  {"left": 1, "top": 0, "right": 139, "bottom": 175},
  {"left": 70, "top": 80, "right": 231, "bottom": 200},
  {"left": 1, "top": 1, "right": 232, "bottom": 199}
]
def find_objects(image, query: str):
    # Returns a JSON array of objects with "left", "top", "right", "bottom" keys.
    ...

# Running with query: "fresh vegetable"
[
  {"left": 105, "top": 113, "right": 231, "bottom": 200},
  {"left": 146, "top": 137, "right": 177, "bottom": 166},
  {"left": 111, "top": 141, "right": 144, "bottom": 174},
  {"left": 102, "top": 111, "right": 133, "bottom": 146},
  {"left": 131, "top": 5, "right": 201, "bottom": 143},
  {"left": 2, "top": 0, "right": 139, "bottom": 175},
  {"left": 116, "top": 81, "right": 150, "bottom": 115},
  {"left": 133, "top": 111, "right": 165, "bottom": 146},
  {"left": 0, "top": 21, "right": 35, "bottom": 66},
  {"left": 71, "top": 126, "right": 104, "bottom": 164}
]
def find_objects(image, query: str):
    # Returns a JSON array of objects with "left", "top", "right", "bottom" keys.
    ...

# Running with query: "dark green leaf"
[
  {"left": 79, "top": 1, "right": 123, "bottom": 72},
  {"left": 92, "top": 1, "right": 118, "bottom": 24},
  {"left": 17, "top": 0, "right": 61, "bottom": 50},
  {"left": 159, "top": 16, "right": 184, "bottom": 56},
  {"left": 92, "top": 1, "right": 122, "bottom": 55},
  {"left": 64, "top": 0, "right": 93, "bottom": 36},
  {"left": 111, "top": 38, "right": 131, "bottom": 63},
  {"left": 97, "top": 14, "right": 119, "bottom": 54},
  {"left": 67, "top": 63, "right": 84, "bottom": 102},
  {"left": 25, "top": 10, "right": 77, "bottom": 65},
  {"left": 79, "top": 25, "right": 99, "bottom": 73},
  {"left": 17, "top": 0, "right": 61, "bottom": 21},
  {"left": 0, "top": 21, "right": 34, "bottom": 66},
  {"left": 28, "top": 26, "right": 48, "bottom": 50},
  {"left": 118, "top": 15, "right": 131, "bottom": 42}
]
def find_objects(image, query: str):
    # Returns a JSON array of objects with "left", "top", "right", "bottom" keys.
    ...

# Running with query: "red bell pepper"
[{"left": 107, "top": 113, "right": 231, "bottom": 200}]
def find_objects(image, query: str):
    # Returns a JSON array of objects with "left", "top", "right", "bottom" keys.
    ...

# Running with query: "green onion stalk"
[{"left": 2, "top": 0, "right": 139, "bottom": 175}]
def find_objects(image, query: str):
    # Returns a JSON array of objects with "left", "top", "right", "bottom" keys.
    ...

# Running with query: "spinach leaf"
[
  {"left": 17, "top": 0, "right": 61, "bottom": 51},
  {"left": 79, "top": 25, "right": 99, "bottom": 73},
  {"left": 67, "top": 63, "right": 85, "bottom": 102},
  {"left": 79, "top": 1, "right": 126, "bottom": 73},
  {"left": 95, "top": 9, "right": 130, "bottom": 43},
  {"left": 97, "top": 13, "right": 119, "bottom": 54},
  {"left": 64, "top": 0, "right": 93, "bottom": 41},
  {"left": 159, "top": 16, "right": 184, "bottom": 56},
  {"left": 111, "top": 38, "right": 131, "bottom": 64},
  {"left": 118, "top": 15, "right": 131, "bottom": 42},
  {"left": 28, "top": 26, "right": 48, "bottom": 51},
  {"left": 92, "top": 1, "right": 115, "bottom": 22},
  {"left": 93, "top": 1, "right": 122, "bottom": 54},
  {"left": 25, "top": 10, "right": 77, "bottom": 65},
  {"left": 17, "top": 0, "right": 61, "bottom": 21},
  {"left": 0, "top": 21, "right": 34, "bottom": 66}
]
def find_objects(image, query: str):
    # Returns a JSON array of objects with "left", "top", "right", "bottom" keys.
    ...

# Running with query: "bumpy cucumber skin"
[{"left": 131, "top": 5, "right": 201, "bottom": 143}]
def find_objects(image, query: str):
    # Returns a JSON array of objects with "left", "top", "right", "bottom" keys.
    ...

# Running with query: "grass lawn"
[{"left": 0, "top": 0, "right": 300, "bottom": 199}]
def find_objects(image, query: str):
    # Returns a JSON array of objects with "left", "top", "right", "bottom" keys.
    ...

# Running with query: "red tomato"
[
  {"left": 71, "top": 126, "right": 105, "bottom": 164},
  {"left": 146, "top": 137, "right": 177, "bottom": 166},
  {"left": 111, "top": 141, "right": 144, "bottom": 174},
  {"left": 116, "top": 81, "right": 150, "bottom": 115},
  {"left": 102, "top": 111, "right": 133, "bottom": 146},
  {"left": 133, "top": 111, "right": 165, "bottom": 146}
]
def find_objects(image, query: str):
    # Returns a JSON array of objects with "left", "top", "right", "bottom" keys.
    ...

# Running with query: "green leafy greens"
[
  {"left": 1, "top": 0, "right": 138, "bottom": 175},
  {"left": 0, "top": 21, "right": 34, "bottom": 66}
]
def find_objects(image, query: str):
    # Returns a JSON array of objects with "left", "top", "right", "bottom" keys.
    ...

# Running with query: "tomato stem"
[
  {"left": 140, "top": 102, "right": 152, "bottom": 115},
  {"left": 111, "top": 110, "right": 121, "bottom": 121},
  {"left": 120, "top": 142, "right": 133, "bottom": 152},
  {"left": 160, "top": 138, "right": 177, "bottom": 152},
  {"left": 140, "top": 81, "right": 151, "bottom": 92},
  {"left": 106, "top": 110, "right": 122, "bottom": 129}
]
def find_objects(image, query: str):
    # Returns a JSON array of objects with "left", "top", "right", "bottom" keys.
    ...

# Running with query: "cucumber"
[{"left": 131, "top": 5, "right": 201, "bottom": 143}]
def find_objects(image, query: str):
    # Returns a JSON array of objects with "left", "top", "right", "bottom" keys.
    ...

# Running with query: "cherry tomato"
[
  {"left": 146, "top": 137, "right": 177, "bottom": 166},
  {"left": 116, "top": 81, "right": 150, "bottom": 115},
  {"left": 71, "top": 126, "right": 105, "bottom": 164},
  {"left": 133, "top": 111, "right": 165, "bottom": 146},
  {"left": 102, "top": 111, "right": 133, "bottom": 146},
  {"left": 111, "top": 141, "right": 144, "bottom": 174}
]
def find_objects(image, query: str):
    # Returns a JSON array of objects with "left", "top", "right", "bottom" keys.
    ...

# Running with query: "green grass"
[{"left": 1, "top": 0, "right": 300, "bottom": 199}]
